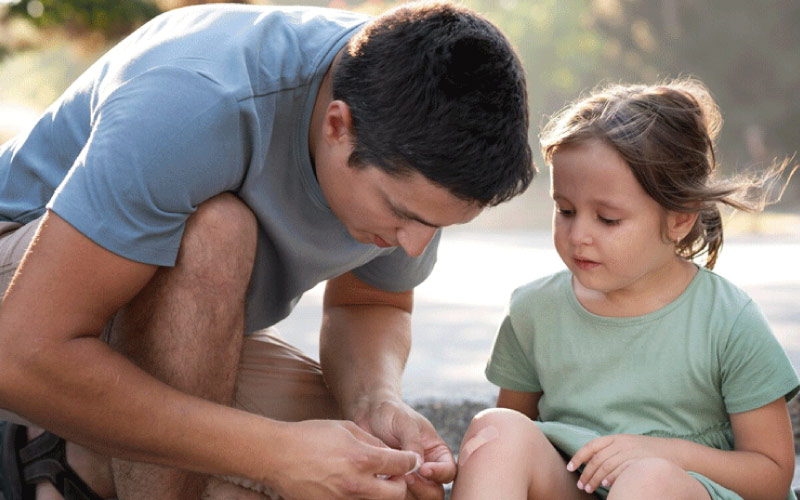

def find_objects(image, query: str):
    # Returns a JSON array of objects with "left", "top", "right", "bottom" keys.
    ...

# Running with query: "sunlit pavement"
[{"left": 278, "top": 229, "right": 800, "bottom": 403}]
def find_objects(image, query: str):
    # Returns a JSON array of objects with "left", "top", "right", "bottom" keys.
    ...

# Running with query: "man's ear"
[
  {"left": 323, "top": 100, "right": 354, "bottom": 145},
  {"left": 666, "top": 210, "right": 699, "bottom": 243}
]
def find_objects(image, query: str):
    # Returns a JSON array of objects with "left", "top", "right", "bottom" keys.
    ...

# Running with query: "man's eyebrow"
[{"left": 391, "top": 202, "right": 439, "bottom": 228}]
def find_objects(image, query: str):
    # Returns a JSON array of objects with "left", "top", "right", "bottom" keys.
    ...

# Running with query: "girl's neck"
[{"left": 573, "top": 258, "right": 699, "bottom": 318}]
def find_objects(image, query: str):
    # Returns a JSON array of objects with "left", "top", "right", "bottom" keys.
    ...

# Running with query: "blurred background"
[
  {"left": 1, "top": 0, "right": 798, "bottom": 402},
  {"left": 0, "top": 0, "right": 798, "bottom": 227},
  {"left": 2, "top": 2, "right": 798, "bottom": 490}
]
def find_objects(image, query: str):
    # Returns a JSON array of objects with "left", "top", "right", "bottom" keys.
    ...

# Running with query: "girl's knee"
[
  {"left": 609, "top": 458, "right": 699, "bottom": 499},
  {"left": 459, "top": 408, "right": 545, "bottom": 466},
  {"left": 464, "top": 408, "right": 535, "bottom": 441}
]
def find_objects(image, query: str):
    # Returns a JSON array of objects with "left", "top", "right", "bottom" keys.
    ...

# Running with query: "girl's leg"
[
  {"left": 607, "top": 458, "right": 711, "bottom": 500},
  {"left": 450, "top": 408, "right": 595, "bottom": 500}
]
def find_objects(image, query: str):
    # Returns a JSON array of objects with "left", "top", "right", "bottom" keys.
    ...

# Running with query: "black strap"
[
  {"left": 1, "top": 422, "right": 34, "bottom": 500},
  {"left": 18, "top": 431, "right": 103, "bottom": 500}
]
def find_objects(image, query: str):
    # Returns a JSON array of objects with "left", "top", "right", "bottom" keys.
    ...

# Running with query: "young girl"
[{"left": 450, "top": 79, "right": 799, "bottom": 500}]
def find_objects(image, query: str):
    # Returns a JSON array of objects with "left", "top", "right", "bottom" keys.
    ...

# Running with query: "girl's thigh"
[{"left": 608, "top": 459, "right": 713, "bottom": 500}]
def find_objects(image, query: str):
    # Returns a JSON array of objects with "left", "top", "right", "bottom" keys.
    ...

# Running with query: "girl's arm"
[
  {"left": 496, "top": 388, "right": 541, "bottom": 420},
  {"left": 572, "top": 397, "right": 795, "bottom": 500},
  {"left": 723, "top": 397, "right": 796, "bottom": 500}
]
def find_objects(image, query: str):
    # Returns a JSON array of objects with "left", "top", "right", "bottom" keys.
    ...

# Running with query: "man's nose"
[{"left": 397, "top": 224, "right": 437, "bottom": 258}]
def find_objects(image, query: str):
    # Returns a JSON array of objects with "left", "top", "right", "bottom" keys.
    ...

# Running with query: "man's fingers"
[
  {"left": 388, "top": 412, "right": 455, "bottom": 482},
  {"left": 404, "top": 472, "right": 444, "bottom": 500},
  {"left": 372, "top": 447, "right": 423, "bottom": 478},
  {"left": 348, "top": 421, "right": 391, "bottom": 448},
  {"left": 418, "top": 460, "right": 455, "bottom": 484},
  {"left": 364, "top": 475, "right": 410, "bottom": 500}
]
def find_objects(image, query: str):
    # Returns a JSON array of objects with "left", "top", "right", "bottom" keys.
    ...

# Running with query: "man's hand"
[
  {"left": 319, "top": 273, "right": 455, "bottom": 499},
  {"left": 270, "top": 419, "right": 423, "bottom": 500},
  {"left": 351, "top": 397, "right": 456, "bottom": 500},
  {"left": 567, "top": 434, "right": 665, "bottom": 494}
]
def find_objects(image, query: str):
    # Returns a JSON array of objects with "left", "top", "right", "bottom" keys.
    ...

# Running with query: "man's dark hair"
[{"left": 332, "top": 0, "right": 534, "bottom": 207}]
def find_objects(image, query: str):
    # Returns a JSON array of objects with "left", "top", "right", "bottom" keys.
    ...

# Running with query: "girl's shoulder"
[
  {"left": 508, "top": 269, "right": 572, "bottom": 312},
  {"left": 690, "top": 267, "right": 755, "bottom": 311}
]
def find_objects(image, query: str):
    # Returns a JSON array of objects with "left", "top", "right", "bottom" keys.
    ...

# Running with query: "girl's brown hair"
[{"left": 540, "top": 78, "right": 796, "bottom": 269}]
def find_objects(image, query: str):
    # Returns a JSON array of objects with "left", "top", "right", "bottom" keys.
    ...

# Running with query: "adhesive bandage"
[{"left": 457, "top": 425, "right": 499, "bottom": 467}]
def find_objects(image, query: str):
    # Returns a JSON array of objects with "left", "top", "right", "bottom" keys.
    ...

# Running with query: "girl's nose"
[{"left": 568, "top": 217, "right": 593, "bottom": 246}]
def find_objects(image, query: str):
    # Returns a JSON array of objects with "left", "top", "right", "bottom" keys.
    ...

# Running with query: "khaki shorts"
[{"left": 0, "top": 216, "right": 340, "bottom": 425}]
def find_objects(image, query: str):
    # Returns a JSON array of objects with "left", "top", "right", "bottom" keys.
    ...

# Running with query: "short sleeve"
[
  {"left": 720, "top": 300, "right": 800, "bottom": 414},
  {"left": 48, "top": 66, "right": 246, "bottom": 266},
  {"left": 485, "top": 313, "right": 542, "bottom": 393},
  {"left": 351, "top": 229, "right": 441, "bottom": 292}
]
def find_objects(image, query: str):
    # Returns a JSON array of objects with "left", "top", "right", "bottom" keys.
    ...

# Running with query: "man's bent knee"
[
  {"left": 179, "top": 193, "right": 257, "bottom": 284},
  {"left": 189, "top": 193, "right": 257, "bottom": 249}
]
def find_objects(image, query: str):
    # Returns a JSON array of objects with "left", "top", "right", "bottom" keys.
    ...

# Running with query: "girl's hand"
[{"left": 567, "top": 434, "right": 666, "bottom": 494}]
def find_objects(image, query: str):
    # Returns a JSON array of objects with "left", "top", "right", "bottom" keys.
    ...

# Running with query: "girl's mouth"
[{"left": 574, "top": 258, "right": 599, "bottom": 270}]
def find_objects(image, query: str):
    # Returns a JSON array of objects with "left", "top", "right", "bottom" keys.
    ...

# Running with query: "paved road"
[{"left": 278, "top": 228, "right": 800, "bottom": 403}]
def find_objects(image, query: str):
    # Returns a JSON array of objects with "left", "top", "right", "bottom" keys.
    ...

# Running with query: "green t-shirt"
[{"left": 486, "top": 268, "right": 799, "bottom": 500}]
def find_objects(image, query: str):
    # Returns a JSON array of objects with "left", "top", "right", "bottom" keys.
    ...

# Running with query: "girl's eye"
[
  {"left": 599, "top": 216, "right": 620, "bottom": 225},
  {"left": 555, "top": 207, "right": 574, "bottom": 216}
]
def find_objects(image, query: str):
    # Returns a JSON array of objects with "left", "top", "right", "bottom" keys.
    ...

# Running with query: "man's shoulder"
[
  {"left": 143, "top": 4, "right": 368, "bottom": 41},
  {"left": 102, "top": 5, "right": 369, "bottom": 98}
]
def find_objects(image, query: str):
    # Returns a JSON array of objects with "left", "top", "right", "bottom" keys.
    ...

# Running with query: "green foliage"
[
  {"left": 0, "top": 44, "right": 93, "bottom": 109},
  {"left": 466, "top": 0, "right": 606, "bottom": 124},
  {"left": 2, "top": 0, "right": 796, "bottom": 185},
  {"left": 590, "top": 0, "right": 800, "bottom": 171},
  {"left": 6, "top": 0, "right": 160, "bottom": 39}
]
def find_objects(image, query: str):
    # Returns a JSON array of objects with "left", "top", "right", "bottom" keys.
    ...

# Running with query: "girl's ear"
[{"left": 666, "top": 210, "right": 699, "bottom": 244}]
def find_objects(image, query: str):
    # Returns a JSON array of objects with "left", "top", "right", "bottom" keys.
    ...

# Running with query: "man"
[{"left": 0, "top": 1, "right": 533, "bottom": 499}]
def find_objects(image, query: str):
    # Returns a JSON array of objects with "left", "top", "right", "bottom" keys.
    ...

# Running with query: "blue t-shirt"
[{"left": 0, "top": 5, "right": 441, "bottom": 332}]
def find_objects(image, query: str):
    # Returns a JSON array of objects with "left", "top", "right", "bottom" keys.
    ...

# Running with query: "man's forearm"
[
  {"left": 0, "top": 332, "right": 287, "bottom": 485},
  {"left": 319, "top": 304, "right": 412, "bottom": 420},
  {"left": 319, "top": 278, "right": 457, "bottom": 498}
]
